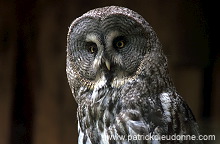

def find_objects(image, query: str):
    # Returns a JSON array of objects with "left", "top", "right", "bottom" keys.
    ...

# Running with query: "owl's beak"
[{"left": 105, "top": 60, "right": 111, "bottom": 70}]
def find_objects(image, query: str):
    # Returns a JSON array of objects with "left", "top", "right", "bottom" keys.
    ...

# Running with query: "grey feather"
[{"left": 66, "top": 6, "right": 202, "bottom": 144}]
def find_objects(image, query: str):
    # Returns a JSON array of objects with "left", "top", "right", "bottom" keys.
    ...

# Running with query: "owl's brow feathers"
[{"left": 67, "top": 6, "right": 153, "bottom": 43}]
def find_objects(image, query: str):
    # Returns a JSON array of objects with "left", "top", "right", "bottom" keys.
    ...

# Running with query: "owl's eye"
[
  {"left": 86, "top": 42, "right": 98, "bottom": 54},
  {"left": 116, "top": 41, "right": 125, "bottom": 48},
  {"left": 113, "top": 36, "right": 126, "bottom": 49}
]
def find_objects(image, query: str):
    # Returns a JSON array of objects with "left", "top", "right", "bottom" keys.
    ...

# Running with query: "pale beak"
[{"left": 105, "top": 60, "right": 111, "bottom": 70}]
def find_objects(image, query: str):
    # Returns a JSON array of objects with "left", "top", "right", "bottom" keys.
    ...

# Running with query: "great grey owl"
[{"left": 66, "top": 6, "right": 201, "bottom": 144}]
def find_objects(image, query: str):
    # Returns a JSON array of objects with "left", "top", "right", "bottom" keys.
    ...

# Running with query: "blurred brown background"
[{"left": 0, "top": 0, "right": 219, "bottom": 144}]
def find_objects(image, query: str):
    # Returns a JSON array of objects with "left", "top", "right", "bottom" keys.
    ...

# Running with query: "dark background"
[{"left": 0, "top": 0, "right": 219, "bottom": 144}]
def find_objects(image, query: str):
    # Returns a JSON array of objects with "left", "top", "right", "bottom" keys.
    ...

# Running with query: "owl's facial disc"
[{"left": 68, "top": 15, "right": 148, "bottom": 88}]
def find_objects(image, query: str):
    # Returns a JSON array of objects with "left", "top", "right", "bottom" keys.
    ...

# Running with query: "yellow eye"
[
  {"left": 90, "top": 46, "right": 95, "bottom": 53},
  {"left": 116, "top": 40, "right": 125, "bottom": 48},
  {"left": 113, "top": 36, "right": 126, "bottom": 49},
  {"left": 86, "top": 42, "right": 97, "bottom": 54}
]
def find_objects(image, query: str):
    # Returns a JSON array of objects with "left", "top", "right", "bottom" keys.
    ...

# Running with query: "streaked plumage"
[{"left": 66, "top": 6, "right": 201, "bottom": 144}]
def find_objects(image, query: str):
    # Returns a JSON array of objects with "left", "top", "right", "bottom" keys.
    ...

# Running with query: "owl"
[{"left": 66, "top": 6, "right": 201, "bottom": 144}]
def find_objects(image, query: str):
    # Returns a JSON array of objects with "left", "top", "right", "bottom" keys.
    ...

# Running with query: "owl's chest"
[
  {"left": 77, "top": 86, "right": 154, "bottom": 143},
  {"left": 78, "top": 88, "right": 122, "bottom": 143},
  {"left": 81, "top": 88, "right": 119, "bottom": 122}
]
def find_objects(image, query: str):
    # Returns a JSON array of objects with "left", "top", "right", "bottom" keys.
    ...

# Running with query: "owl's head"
[{"left": 67, "top": 6, "right": 166, "bottom": 90}]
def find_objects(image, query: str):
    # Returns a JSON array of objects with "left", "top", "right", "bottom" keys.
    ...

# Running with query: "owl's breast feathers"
[{"left": 76, "top": 78, "right": 200, "bottom": 144}]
